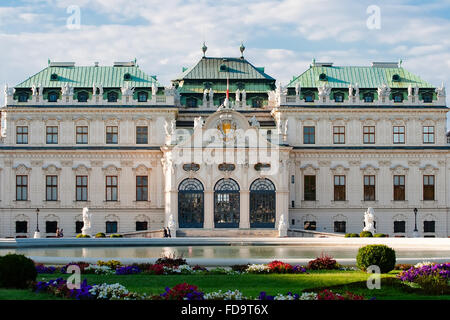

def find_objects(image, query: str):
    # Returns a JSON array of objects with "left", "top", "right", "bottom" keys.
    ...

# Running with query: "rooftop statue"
[
  {"left": 377, "top": 84, "right": 391, "bottom": 97},
  {"left": 436, "top": 82, "right": 446, "bottom": 97},
  {"left": 194, "top": 116, "right": 204, "bottom": 129},
  {"left": 249, "top": 115, "right": 260, "bottom": 128}
]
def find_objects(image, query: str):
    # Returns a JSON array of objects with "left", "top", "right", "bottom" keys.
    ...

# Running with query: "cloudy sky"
[{"left": 1, "top": 0, "right": 450, "bottom": 109}]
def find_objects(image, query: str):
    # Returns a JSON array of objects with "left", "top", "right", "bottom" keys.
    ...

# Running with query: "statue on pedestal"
[
  {"left": 81, "top": 207, "right": 92, "bottom": 236},
  {"left": 363, "top": 207, "right": 376, "bottom": 235},
  {"left": 168, "top": 214, "right": 176, "bottom": 238},
  {"left": 278, "top": 214, "right": 288, "bottom": 237}
]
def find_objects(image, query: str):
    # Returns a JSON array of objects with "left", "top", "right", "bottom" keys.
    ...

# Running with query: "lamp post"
[
  {"left": 33, "top": 208, "right": 41, "bottom": 239},
  {"left": 413, "top": 208, "right": 420, "bottom": 238}
]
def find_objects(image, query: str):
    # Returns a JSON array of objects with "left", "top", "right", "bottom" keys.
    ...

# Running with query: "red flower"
[{"left": 267, "top": 260, "right": 293, "bottom": 273}]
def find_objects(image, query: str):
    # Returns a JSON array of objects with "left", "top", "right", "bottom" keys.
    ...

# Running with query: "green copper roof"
[
  {"left": 288, "top": 65, "right": 435, "bottom": 89},
  {"left": 15, "top": 65, "right": 160, "bottom": 89},
  {"left": 173, "top": 57, "right": 275, "bottom": 81},
  {"left": 178, "top": 82, "right": 273, "bottom": 94}
]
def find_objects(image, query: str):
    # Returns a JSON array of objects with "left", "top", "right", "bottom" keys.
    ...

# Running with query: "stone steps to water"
[{"left": 176, "top": 228, "right": 279, "bottom": 238}]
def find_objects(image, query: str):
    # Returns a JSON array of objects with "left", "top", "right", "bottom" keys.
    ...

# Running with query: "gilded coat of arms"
[{"left": 216, "top": 117, "right": 237, "bottom": 142}]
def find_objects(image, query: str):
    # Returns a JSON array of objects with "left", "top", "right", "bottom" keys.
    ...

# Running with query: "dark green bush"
[
  {"left": 0, "top": 254, "right": 37, "bottom": 288},
  {"left": 345, "top": 233, "right": 359, "bottom": 238},
  {"left": 95, "top": 232, "right": 106, "bottom": 238},
  {"left": 110, "top": 234, "right": 123, "bottom": 238},
  {"left": 356, "top": 245, "right": 396, "bottom": 273},
  {"left": 374, "top": 233, "right": 387, "bottom": 238},
  {"left": 231, "top": 264, "right": 250, "bottom": 272},
  {"left": 359, "top": 231, "right": 373, "bottom": 237},
  {"left": 76, "top": 234, "right": 90, "bottom": 238}
]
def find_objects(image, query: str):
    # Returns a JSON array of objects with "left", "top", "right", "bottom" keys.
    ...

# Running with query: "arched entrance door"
[
  {"left": 214, "top": 179, "right": 240, "bottom": 228},
  {"left": 178, "top": 178, "right": 204, "bottom": 228},
  {"left": 250, "top": 179, "right": 276, "bottom": 228}
]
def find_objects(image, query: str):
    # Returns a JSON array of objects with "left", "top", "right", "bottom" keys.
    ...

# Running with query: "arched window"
[
  {"left": 48, "top": 91, "right": 58, "bottom": 102},
  {"left": 77, "top": 91, "right": 88, "bottom": 102},
  {"left": 107, "top": 91, "right": 118, "bottom": 102},
  {"left": 214, "top": 179, "right": 240, "bottom": 228},
  {"left": 138, "top": 91, "right": 148, "bottom": 102},
  {"left": 422, "top": 92, "right": 433, "bottom": 103},
  {"left": 18, "top": 92, "right": 29, "bottom": 102},
  {"left": 178, "top": 178, "right": 204, "bottom": 228},
  {"left": 304, "top": 92, "right": 314, "bottom": 102},
  {"left": 393, "top": 92, "right": 403, "bottom": 103},
  {"left": 186, "top": 97, "right": 198, "bottom": 108},
  {"left": 334, "top": 92, "right": 344, "bottom": 102},
  {"left": 252, "top": 98, "right": 263, "bottom": 108},
  {"left": 363, "top": 92, "right": 374, "bottom": 103},
  {"left": 250, "top": 178, "right": 276, "bottom": 228}
]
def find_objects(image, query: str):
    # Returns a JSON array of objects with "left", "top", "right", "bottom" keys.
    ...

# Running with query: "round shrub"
[
  {"left": 110, "top": 234, "right": 123, "bottom": 238},
  {"left": 76, "top": 234, "right": 90, "bottom": 238},
  {"left": 95, "top": 232, "right": 106, "bottom": 238},
  {"left": 356, "top": 245, "right": 396, "bottom": 273},
  {"left": 345, "top": 233, "right": 359, "bottom": 238},
  {"left": 359, "top": 231, "right": 373, "bottom": 237},
  {"left": 374, "top": 233, "right": 387, "bottom": 238},
  {"left": 0, "top": 254, "right": 37, "bottom": 288}
]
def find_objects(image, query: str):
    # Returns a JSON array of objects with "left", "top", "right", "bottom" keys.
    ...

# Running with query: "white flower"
[
  {"left": 204, "top": 290, "right": 247, "bottom": 300},
  {"left": 245, "top": 264, "right": 270, "bottom": 273},
  {"left": 414, "top": 261, "right": 435, "bottom": 268},
  {"left": 299, "top": 292, "right": 318, "bottom": 300}
]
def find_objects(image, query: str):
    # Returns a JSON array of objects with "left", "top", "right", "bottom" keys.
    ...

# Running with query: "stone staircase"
[{"left": 176, "top": 228, "right": 279, "bottom": 238}]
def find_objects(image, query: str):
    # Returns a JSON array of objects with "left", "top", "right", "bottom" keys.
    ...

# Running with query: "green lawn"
[{"left": 0, "top": 271, "right": 444, "bottom": 300}]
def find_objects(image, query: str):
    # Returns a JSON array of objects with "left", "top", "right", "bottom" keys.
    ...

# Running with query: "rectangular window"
[
  {"left": 394, "top": 221, "right": 406, "bottom": 233},
  {"left": 363, "top": 175, "right": 376, "bottom": 201},
  {"left": 76, "top": 221, "right": 84, "bottom": 234},
  {"left": 393, "top": 126, "right": 405, "bottom": 144},
  {"left": 46, "top": 175, "right": 58, "bottom": 201},
  {"left": 423, "top": 221, "right": 435, "bottom": 233},
  {"left": 333, "top": 126, "right": 345, "bottom": 144},
  {"left": 136, "top": 176, "right": 148, "bottom": 201},
  {"left": 136, "top": 126, "right": 148, "bottom": 144},
  {"left": 304, "top": 175, "right": 316, "bottom": 201},
  {"left": 46, "top": 126, "right": 58, "bottom": 144},
  {"left": 393, "top": 175, "right": 405, "bottom": 201},
  {"left": 45, "top": 221, "right": 57, "bottom": 234},
  {"left": 106, "top": 176, "right": 118, "bottom": 201},
  {"left": 334, "top": 175, "right": 346, "bottom": 201},
  {"left": 334, "top": 221, "right": 346, "bottom": 233},
  {"left": 76, "top": 126, "right": 88, "bottom": 144},
  {"left": 363, "top": 126, "right": 375, "bottom": 144},
  {"left": 304, "top": 221, "right": 316, "bottom": 231},
  {"left": 423, "top": 175, "right": 435, "bottom": 201},
  {"left": 16, "top": 126, "right": 28, "bottom": 144},
  {"left": 15, "top": 221, "right": 28, "bottom": 233},
  {"left": 16, "top": 175, "right": 28, "bottom": 201},
  {"left": 106, "top": 126, "right": 118, "bottom": 144},
  {"left": 76, "top": 176, "right": 88, "bottom": 201},
  {"left": 136, "top": 221, "right": 148, "bottom": 231},
  {"left": 106, "top": 221, "right": 118, "bottom": 234},
  {"left": 303, "top": 126, "right": 315, "bottom": 144},
  {"left": 423, "top": 126, "right": 435, "bottom": 144}
]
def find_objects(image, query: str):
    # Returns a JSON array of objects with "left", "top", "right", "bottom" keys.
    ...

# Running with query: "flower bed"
[{"left": 398, "top": 262, "right": 450, "bottom": 294}]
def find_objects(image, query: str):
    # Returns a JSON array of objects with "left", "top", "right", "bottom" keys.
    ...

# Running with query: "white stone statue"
[
  {"left": 194, "top": 116, "right": 204, "bottom": 129},
  {"left": 93, "top": 82, "right": 97, "bottom": 95},
  {"left": 81, "top": 207, "right": 92, "bottom": 236},
  {"left": 61, "top": 83, "right": 73, "bottom": 96},
  {"left": 414, "top": 85, "right": 419, "bottom": 97},
  {"left": 283, "top": 119, "right": 288, "bottom": 136},
  {"left": 318, "top": 84, "right": 331, "bottom": 98},
  {"left": 249, "top": 115, "right": 260, "bottom": 128},
  {"left": 348, "top": 83, "right": 354, "bottom": 97},
  {"left": 235, "top": 89, "right": 240, "bottom": 102},
  {"left": 31, "top": 84, "right": 38, "bottom": 96},
  {"left": 241, "top": 89, "right": 246, "bottom": 102},
  {"left": 168, "top": 214, "right": 176, "bottom": 238},
  {"left": 38, "top": 83, "right": 43, "bottom": 96},
  {"left": 121, "top": 83, "right": 135, "bottom": 96},
  {"left": 203, "top": 89, "right": 208, "bottom": 101},
  {"left": 278, "top": 214, "right": 288, "bottom": 237},
  {"left": 209, "top": 88, "right": 214, "bottom": 103},
  {"left": 295, "top": 83, "right": 301, "bottom": 96},
  {"left": 4, "top": 84, "right": 14, "bottom": 97},
  {"left": 436, "top": 82, "right": 446, "bottom": 97},
  {"left": 98, "top": 83, "right": 103, "bottom": 96},
  {"left": 164, "top": 119, "right": 176, "bottom": 137},
  {"left": 377, "top": 84, "right": 391, "bottom": 98},
  {"left": 363, "top": 207, "right": 376, "bottom": 235},
  {"left": 152, "top": 83, "right": 158, "bottom": 96},
  {"left": 354, "top": 83, "right": 359, "bottom": 97},
  {"left": 408, "top": 85, "right": 413, "bottom": 97}
]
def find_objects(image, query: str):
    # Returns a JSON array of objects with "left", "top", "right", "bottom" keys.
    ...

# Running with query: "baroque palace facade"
[{"left": 0, "top": 45, "right": 449, "bottom": 238}]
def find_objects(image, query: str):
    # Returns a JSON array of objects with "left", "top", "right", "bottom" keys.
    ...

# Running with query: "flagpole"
[{"left": 225, "top": 75, "right": 229, "bottom": 108}]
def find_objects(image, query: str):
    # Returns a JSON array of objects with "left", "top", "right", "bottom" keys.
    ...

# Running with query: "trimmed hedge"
[
  {"left": 356, "top": 244, "right": 396, "bottom": 273},
  {"left": 359, "top": 231, "right": 373, "bottom": 237},
  {"left": 0, "top": 254, "right": 37, "bottom": 288},
  {"left": 374, "top": 233, "right": 387, "bottom": 238},
  {"left": 110, "top": 234, "right": 123, "bottom": 238},
  {"left": 95, "top": 233, "right": 106, "bottom": 238},
  {"left": 76, "top": 234, "right": 90, "bottom": 238},
  {"left": 345, "top": 233, "right": 359, "bottom": 238}
]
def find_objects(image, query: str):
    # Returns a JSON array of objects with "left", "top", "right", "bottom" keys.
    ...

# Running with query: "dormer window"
[
  {"left": 252, "top": 98, "right": 263, "bottom": 108},
  {"left": 392, "top": 74, "right": 400, "bottom": 82},
  {"left": 334, "top": 92, "right": 344, "bottom": 102},
  {"left": 319, "top": 73, "right": 327, "bottom": 81},
  {"left": 363, "top": 93, "right": 374, "bottom": 103},
  {"left": 203, "top": 82, "right": 212, "bottom": 90},
  {"left": 186, "top": 97, "right": 198, "bottom": 108},
  {"left": 48, "top": 91, "right": 58, "bottom": 102},
  {"left": 77, "top": 91, "right": 88, "bottom": 102},
  {"left": 107, "top": 91, "right": 118, "bottom": 102},
  {"left": 138, "top": 91, "right": 148, "bottom": 102},
  {"left": 219, "top": 65, "right": 228, "bottom": 72},
  {"left": 422, "top": 92, "right": 433, "bottom": 103},
  {"left": 18, "top": 92, "right": 29, "bottom": 102},
  {"left": 393, "top": 92, "right": 403, "bottom": 103},
  {"left": 236, "top": 82, "right": 245, "bottom": 90},
  {"left": 50, "top": 73, "right": 58, "bottom": 81},
  {"left": 304, "top": 92, "right": 314, "bottom": 102},
  {"left": 123, "top": 73, "right": 131, "bottom": 81}
]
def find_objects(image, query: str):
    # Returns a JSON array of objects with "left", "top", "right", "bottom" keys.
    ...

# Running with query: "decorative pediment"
[
  {"left": 13, "top": 163, "right": 31, "bottom": 175},
  {"left": 419, "top": 163, "right": 438, "bottom": 175},
  {"left": 388, "top": 117, "right": 405, "bottom": 126},
  {"left": 74, "top": 118, "right": 90, "bottom": 126},
  {"left": 15, "top": 118, "right": 30, "bottom": 126},
  {"left": 300, "top": 163, "right": 318, "bottom": 175},
  {"left": 42, "top": 163, "right": 61, "bottom": 175},
  {"left": 105, "top": 214, "right": 120, "bottom": 222},
  {"left": 102, "top": 164, "right": 122, "bottom": 175},
  {"left": 390, "top": 164, "right": 409, "bottom": 175},
  {"left": 103, "top": 117, "right": 120, "bottom": 126},
  {"left": 392, "top": 214, "right": 407, "bottom": 222},
  {"left": 42, "top": 118, "right": 60, "bottom": 126},
  {"left": 14, "top": 214, "right": 30, "bottom": 222},
  {"left": 360, "top": 163, "right": 379, "bottom": 175},
  {"left": 332, "top": 214, "right": 347, "bottom": 222},
  {"left": 72, "top": 164, "right": 91, "bottom": 175},
  {"left": 135, "top": 214, "right": 150, "bottom": 222},
  {"left": 133, "top": 164, "right": 151, "bottom": 175},
  {"left": 44, "top": 214, "right": 59, "bottom": 222},
  {"left": 330, "top": 164, "right": 349, "bottom": 175},
  {"left": 302, "top": 214, "right": 318, "bottom": 222}
]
